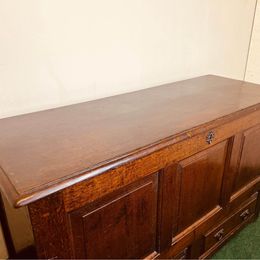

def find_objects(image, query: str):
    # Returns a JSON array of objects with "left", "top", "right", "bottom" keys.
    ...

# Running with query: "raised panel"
[
  {"left": 177, "top": 141, "right": 228, "bottom": 232},
  {"left": 69, "top": 173, "right": 158, "bottom": 259},
  {"left": 233, "top": 125, "right": 260, "bottom": 192}
]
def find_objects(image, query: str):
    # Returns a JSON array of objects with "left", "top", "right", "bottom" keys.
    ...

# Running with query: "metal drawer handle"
[
  {"left": 214, "top": 228, "right": 225, "bottom": 241},
  {"left": 206, "top": 131, "right": 215, "bottom": 144},
  {"left": 240, "top": 209, "right": 250, "bottom": 221},
  {"left": 180, "top": 248, "right": 188, "bottom": 259},
  {"left": 176, "top": 248, "right": 188, "bottom": 260}
]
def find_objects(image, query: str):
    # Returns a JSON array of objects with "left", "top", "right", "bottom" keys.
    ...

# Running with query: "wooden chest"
[{"left": 1, "top": 75, "right": 260, "bottom": 259}]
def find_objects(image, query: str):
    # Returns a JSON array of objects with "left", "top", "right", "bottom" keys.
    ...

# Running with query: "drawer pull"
[
  {"left": 206, "top": 131, "right": 215, "bottom": 144},
  {"left": 240, "top": 209, "right": 250, "bottom": 221},
  {"left": 175, "top": 248, "right": 188, "bottom": 260},
  {"left": 180, "top": 248, "right": 188, "bottom": 259},
  {"left": 214, "top": 228, "right": 225, "bottom": 241}
]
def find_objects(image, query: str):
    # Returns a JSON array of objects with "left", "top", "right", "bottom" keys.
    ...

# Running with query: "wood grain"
[
  {"left": 28, "top": 192, "right": 73, "bottom": 259},
  {"left": 62, "top": 110, "right": 260, "bottom": 212},
  {"left": 1, "top": 75, "right": 260, "bottom": 207},
  {"left": 233, "top": 124, "right": 260, "bottom": 192},
  {"left": 9, "top": 75, "right": 260, "bottom": 259},
  {"left": 176, "top": 141, "right": 228, "bottom": 232},
  {"left": 69, "top": 173, "right": 158, "bottom": 259}
]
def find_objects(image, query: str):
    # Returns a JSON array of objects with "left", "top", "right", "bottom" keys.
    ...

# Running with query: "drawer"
[{"left": 204, "top": 194, "right": 257, "bottom": 251}]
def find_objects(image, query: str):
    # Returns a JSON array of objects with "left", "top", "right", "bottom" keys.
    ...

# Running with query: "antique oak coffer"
[{"left": 0, "top": 75, "right": 260, "bottom": 259}]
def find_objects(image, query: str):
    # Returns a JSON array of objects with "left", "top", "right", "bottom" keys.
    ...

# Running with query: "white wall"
[
  {"left": 0, "top": 0, "right": 258, "bottom": 258},
  {"left": 2, "top": 196, "right": 34, "bottom": 254},
  {"left": 0, "top": 0, "right": 256, "bottom": 119},
  {"left": 246, "top": 1, "right": 260, "bottom": 83}
]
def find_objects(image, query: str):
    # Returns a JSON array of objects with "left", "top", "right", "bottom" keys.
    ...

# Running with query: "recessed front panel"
[
  {"left": 69, "top": 174, "right": 158, "bottom": 259},
  {"left": 233, "top": 125, "right": 260, "bottom": 192},
  {"left": 177, "top": 141, "right": 228, "bottom": 232}
]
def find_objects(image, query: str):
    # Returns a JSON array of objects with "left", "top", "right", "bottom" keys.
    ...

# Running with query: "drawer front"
[
  {"left": 204, "top": 194, "right": 257, "bottom": 251},
  {"left": 157, "top": 230, "right": 194, "bottom": 259}
]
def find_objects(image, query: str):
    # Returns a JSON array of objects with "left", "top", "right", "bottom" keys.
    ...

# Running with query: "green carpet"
[{"left": 212, "top": 217, "right": 260, "bottom": 259}]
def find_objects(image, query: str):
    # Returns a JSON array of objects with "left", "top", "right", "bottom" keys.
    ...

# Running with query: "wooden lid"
[{"left": 1, "top": 75, "right": 260, "bottom": 207}]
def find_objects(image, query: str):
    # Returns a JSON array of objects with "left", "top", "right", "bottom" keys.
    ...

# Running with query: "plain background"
[{"left": 0, "top": 1, "right": 260, "bottom": 258}]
